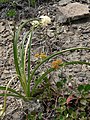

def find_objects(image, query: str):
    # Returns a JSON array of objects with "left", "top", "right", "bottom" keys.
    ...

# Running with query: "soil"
[{"left": 0, "top": 0, "right": 90, "bottom": 119}]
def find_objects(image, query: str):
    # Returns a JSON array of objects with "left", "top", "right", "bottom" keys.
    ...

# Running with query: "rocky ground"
[{"left": 0, "top": 0, "right": 90, "bottom": 119}]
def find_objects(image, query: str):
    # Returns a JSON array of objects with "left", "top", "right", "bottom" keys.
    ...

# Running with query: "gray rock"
[
  {"left": 57, "top": 2, "right": 90, "bottom": 23},
  {"left": 22, "top": 99, "right": 43, "bottom": 114},
  {"left": 0, "top": 22, "right": 5, "bottom": 33},
  {"left": 59, "top": 0, "right": 72, "bottom": 6},
  {"left": 78, "top": 77, "right": 85, "bottom": 82},
  {"left": 81, "top": 0, "right": 90, "bottom": 3},
  {"left": 83, "top": 34, "right": 89, "bottom": 39},
  {"left": 56, "top": 14, "right": 67, "bottom": 23},
  {"left": 87, "top": 0, "right": 90, "bottom": 3},
  {"left": 47, "top": 29, "right": 55, "bottom": 38},
  {"left": 12, "top": 112, "right": 21, "bottom": 120}
]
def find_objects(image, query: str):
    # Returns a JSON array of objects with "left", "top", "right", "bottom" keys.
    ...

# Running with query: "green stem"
[{"left": 28, "top": 0, "right": 30, "bottom": 7}]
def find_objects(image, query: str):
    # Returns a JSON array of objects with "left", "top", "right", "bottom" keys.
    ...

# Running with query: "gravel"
[{"left": 0, "top": 0, "right": 90, "bottom": 119}]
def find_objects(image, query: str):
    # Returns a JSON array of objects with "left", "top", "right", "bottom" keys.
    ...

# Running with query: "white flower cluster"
[
  {"left": 31, "top": 20, "right": 40, "bottom": 27},
  {"left": 40, "top": 15, "right": 51, "bottom": 26},
  {"left": 31, "top": 15, "right": 51, "bottom": 27}
]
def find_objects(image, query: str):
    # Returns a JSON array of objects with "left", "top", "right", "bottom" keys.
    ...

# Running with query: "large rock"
[
  {"left": 59, "top": 0, "right": 72, "bottom": 6},
  {"left": 57, "top": 2, "right": 90, "bottom": 23}
]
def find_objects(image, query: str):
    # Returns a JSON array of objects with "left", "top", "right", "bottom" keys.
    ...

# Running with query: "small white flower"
[
  {"left": 31, "top": 20, "right": 39, "bottom": 27},
  {"left": 66, "top": 114, "right": 69, "bottom": 118},
  {"left": 37, "top": 99, "right": 39, "bottom": 103},
  {"left": 68, "top": 83, "right": 72, "bottom": 87},
  {"left": 40, "top": 15, "right": 51, "bottom": 26}
]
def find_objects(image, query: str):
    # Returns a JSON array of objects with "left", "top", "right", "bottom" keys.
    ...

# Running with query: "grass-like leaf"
[
  {"left": 0, "top": 86, "right": 26, "bottom": 100},
  {"left": 13, "top": 20, "right": 31, "bottom": 94},
  {"left": 30, "top": 47, "right": 90, "bottom": 81}
]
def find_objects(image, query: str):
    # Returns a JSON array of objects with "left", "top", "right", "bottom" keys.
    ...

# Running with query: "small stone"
[
  {"left": 82, "top": 30, "right": 90, "bottom": 34},
  {"left": 86, "top": 71, "right": 90, "bottom": 77},
  {"left": 68, "top": 31, "right": 74, "bottom": 35},
  {"left": 0, "top": 22, "right": 5, "bottom": 33},
  {"left": 78, "top": 77, "right": 85, "bottom": 82},
  {"left": 3, "top": 69, "right": 9, "bottom": 74},
  {"left": 57, "top": 26, "right": 64, "bottom": 33},
  {"left": 22, "top": 100, "right": 42, "bottom": 114},
  {"left": 72, "top": 24, "right": 77, "bottom": 29},
  {"left": 12, "top": 112, "right": 21, "bottom": 120},
  {"left": 82, "top": 65, "right": 87, "bottom": 71},
  {"left": 47, "top": 30, "right": 55, "bottom": 38},
  {"left": 83, "top": 34, "right": 88, "bottom": 39}
]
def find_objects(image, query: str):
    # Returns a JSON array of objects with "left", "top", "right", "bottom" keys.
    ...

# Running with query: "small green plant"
[
  {"left": 0, "top": 16, "right": 90, "bottom": 118},
  {"left": 0, "top": 0, "right": 9, "bottom": 3},
  {"left": 55, "top": 83, "right": 90, "bottom": 120},
  {"left": 7, "top": 9, "right": 16, "bottom": 17},
  {"left": 28, "top": 0, "right": 36, "bottom": 7}
]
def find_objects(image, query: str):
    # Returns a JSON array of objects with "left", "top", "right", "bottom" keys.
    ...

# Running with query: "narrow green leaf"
[
  {"left": 7, "top": 9, "right": 16, "bottom": 17},
  {"left": 30, "top": 47, "right": 90, "bottom": 81},
  {"left": 0, "top": 0, "right": 9, "bottom": 3},
  {"left": 27, "top": 31, "right": 33, "bottom": 97},
  {"left": 0, "top": 93, "right": 20, "bottom": 98},
  {"left": 21, "top": 31, "right": 30, "bottom": 72},
  {"left": 0, "top": 86, "right": 26, "bottom": 100},
  {"left": 56, "top": 81, "right": 63, "bottom": 88},
  {"left": 78, "top": 85, "right": 84, "bottom": 92},
  {"left": 31, "top": 68, "right": 53, "bottom": 95}
]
